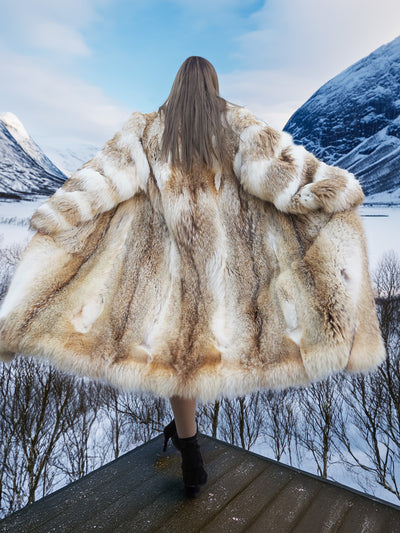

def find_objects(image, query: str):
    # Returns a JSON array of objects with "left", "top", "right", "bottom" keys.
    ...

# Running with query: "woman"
[{"left": 0, "top": 57, "right": 385, "bottom": 499}]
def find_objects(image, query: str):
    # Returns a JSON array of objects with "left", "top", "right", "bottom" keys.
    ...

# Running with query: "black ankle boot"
[
  {"left": 178, "top": 432, "right": 208, "bottom": 498},
  {"left": 162, "top": 419, "right": 208, "bottom": 498}
]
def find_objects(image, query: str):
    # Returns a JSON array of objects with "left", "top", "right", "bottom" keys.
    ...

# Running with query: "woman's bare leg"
[{"left": 169, "top": 395, "right": 197, "bottom": 438}]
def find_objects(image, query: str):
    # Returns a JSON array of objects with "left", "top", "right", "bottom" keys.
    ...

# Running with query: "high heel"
[
  {"left": 162, "top": 418, "right": 208, "bottom": 498},
  {"left": 163, "top": 419, "right": 178, "bottom": 452}
]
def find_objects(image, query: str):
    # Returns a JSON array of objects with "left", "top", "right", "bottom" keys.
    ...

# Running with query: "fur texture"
[{"left": 0, "top": 106, "right": 385, "bottom": 401}]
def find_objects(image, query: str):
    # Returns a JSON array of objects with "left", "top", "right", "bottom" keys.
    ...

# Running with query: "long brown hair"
[{"left": 159, "top": 56, "right": 234, "bottom": 172}]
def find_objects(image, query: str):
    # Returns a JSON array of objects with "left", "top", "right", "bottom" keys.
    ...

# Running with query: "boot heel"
[{"left": 162, "top": 419, "right": 177, "bottom": 452}]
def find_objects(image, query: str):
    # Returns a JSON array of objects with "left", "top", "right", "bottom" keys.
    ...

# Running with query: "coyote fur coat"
[{"left": 0, "top": 106, "right": 385, "bottom": 401}]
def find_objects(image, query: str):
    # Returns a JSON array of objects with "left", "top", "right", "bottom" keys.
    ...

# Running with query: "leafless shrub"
[
  {"left": 55, "top": 379, "right": 104, "bottom": 482},
  {"left": 0, "top": 357, "right": 77, "bottom": 515},
  {"left": 0, "top": 217, "right": 31, "bottom": 227},
  {"left": 215, "top": 393, "right": 263, "bottom": 450},
  {"left": 99, "top": 386, "right": 169, "bottom": 460},
  {"left": 0, "top": 241, "right": 25, "bottom": 302},
  {"left": 258, "top": 388, "right": 302, "bottom": 465},
  {"left": 297, "top": 375, "right": 344, "bottom": 478},
  {"left": 334, "top": 250, "right": 400, "bottom": 499},
  {"left": 198, "top": 399, "right": 220, "bottom": 438}
]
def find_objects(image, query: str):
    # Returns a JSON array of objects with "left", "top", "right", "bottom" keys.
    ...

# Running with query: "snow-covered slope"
[
  {"left": 284, "top": 35, "right": 400, "bottom": 202},
  {"left": 44, "top": 142, "right": 99, "bottom": 177},
  {"left": 0, "top": 113, "right": 66, "bottom": 179},
  {"left": 335, "top": 119, "right": 400, "bottom": 199},
  {"left": 0, "top": 114, "right": 66, "bottom": 200}
]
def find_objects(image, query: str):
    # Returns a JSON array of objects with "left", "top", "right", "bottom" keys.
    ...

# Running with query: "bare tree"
[
  {"left": 118, "top": 392, "right": 169, "bottom": 443},
  {"left": 297, "top": 375, "right": 343, "bottom": 478},
  {"left": 99, "top": 386, "right": 169, "bottom": 460},
  {"left": 198, "top": 399, "right": 220, "bottom": 438},
  {"left": 336, "top": 371, "right": 399, "bottom": 497},
  {"left": 56, "top": 379, "right": 103, "bottom": 482},
  {"left": 335, "top": 251, "right": 400, "bottom": 500},
  {"left": 217, "top": 393, "right": 263, "bottom": 450},
  {"left": 0, "top": 357, "right": 78, "bottom": 515},
  {"left": 258, "top": 388, "right": 301, "bottom": 464}
]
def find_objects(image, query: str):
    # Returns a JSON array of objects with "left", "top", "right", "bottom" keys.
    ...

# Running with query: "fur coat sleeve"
[
  {"left": 0, "top": 107, "right": 385, "bottom": 402},
  {"left": 228, "top": 106, "right": 365, "bottom": 215},
  {"left": 29, "top": 112, "right": 150, "bottom": 240}
]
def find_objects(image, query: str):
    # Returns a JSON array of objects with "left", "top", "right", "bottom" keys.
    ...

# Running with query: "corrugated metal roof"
[{"left": 1, "top": 432, "right": 399, "bottom": 532}]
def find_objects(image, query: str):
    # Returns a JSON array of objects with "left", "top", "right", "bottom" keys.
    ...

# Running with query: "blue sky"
[
  {"left": 0, "top": 0, "right": 399, "bottom": 153},
  {"left": 77, "top": 1, "right": 265, "bottom": 110}
]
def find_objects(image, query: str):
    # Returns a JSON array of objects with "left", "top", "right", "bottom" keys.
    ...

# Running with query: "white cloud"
[
  {"left": 220, "top": 69, "right": 319, "bottom": 130},
  {"left": 0, "top": 0, "right": 128, "bottom": 151},
  {"left": 239, "top": 0, "right": 400, "bottom": 76},
  {"left": 0, "top": 47, "right": 130, "bottom": 150},
  {"left": 222, "top": 0, "right": 400, "bottom": 128},
  {"left": 26, "top": 18, "right": 91, "bottom": 56},
  {"left": 0, "top": 0, "right": 107, "bottom": 56}
]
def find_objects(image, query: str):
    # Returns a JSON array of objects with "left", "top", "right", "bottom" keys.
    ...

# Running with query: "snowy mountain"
[
  {"left": 283, "top": 35, "right": 400, "bottom": 202},
  {"left": 0, "top": 114, "right": 66, "bottom": 200},
  {"left": 44, "top": 142, "right": 99, "bottom": 177},
  {"left": 0, "top": 113, "right": 66, "bottom": 179}
]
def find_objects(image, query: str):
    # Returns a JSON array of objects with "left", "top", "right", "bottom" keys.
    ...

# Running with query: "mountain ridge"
[
  {"left": 283, "top": 35, "right": 400, "bottom": 202},
  {"left": 0, "top": 114, "right": 66, "bottom": 200}
]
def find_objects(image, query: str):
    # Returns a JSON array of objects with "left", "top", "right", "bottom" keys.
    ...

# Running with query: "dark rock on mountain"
[
  {"left": 0, "top": 114, "right": 66, "bottom": 201},
  {"left": 284, "top": 35, "right": 400, "bottom": 201}
]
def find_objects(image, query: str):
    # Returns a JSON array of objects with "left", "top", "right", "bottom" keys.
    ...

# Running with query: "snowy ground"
[
  {"left": 0, "top": 197, "right": 44, "bottom": 249},
  {"left": 359, "top": 205, "right": 400, "bottom": 272}
]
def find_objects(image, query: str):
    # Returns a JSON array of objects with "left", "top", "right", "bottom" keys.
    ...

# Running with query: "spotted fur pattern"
[{"left": 0, "top": 106, "right": 385, "bottom": 401}]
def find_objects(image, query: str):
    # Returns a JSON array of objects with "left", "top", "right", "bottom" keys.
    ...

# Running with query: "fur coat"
[{"left": 0, "top": 106, "right": 385, "bottom": 401}]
